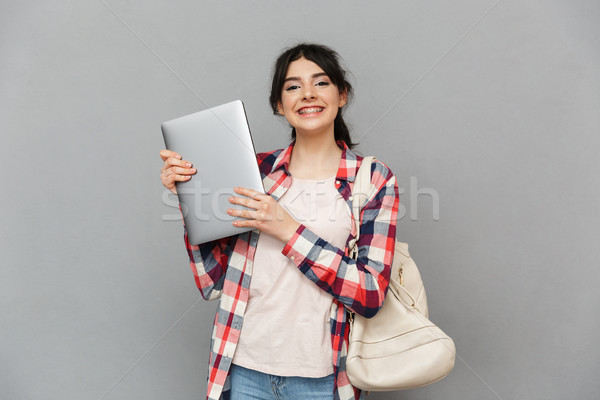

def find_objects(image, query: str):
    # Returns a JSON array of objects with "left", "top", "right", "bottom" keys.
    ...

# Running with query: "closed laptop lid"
[{"left": 161, "top": 100, "right": 264, "bottom": 244}]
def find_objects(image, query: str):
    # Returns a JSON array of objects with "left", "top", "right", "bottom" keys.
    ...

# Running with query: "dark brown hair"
[{"left": 269, "top": 43, "right": 356, "bottom": 149}]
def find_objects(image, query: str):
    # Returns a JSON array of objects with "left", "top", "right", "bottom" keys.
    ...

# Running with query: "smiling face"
[{"left": 277, "top": 57, "right": 347, "bottom": 139}]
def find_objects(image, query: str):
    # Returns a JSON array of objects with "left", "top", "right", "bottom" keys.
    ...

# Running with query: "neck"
[{"left": 289, "top": 132, "right": 342, "bottom": 179}]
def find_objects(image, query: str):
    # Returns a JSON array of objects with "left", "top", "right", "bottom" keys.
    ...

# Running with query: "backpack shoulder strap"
[{"left": 348, "top": 156, "right": 375, "bottom": 259}]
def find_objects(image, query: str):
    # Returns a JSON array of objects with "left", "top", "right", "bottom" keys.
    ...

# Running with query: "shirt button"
[
  {"left": 348, "top": 196, "right": 354, "bottom": 201},
  {"left": 290, "top": 255, "right": 295, "bottom": 261},
  {"left": 335, "top": 180, "right": 341, "bottom": 185}
]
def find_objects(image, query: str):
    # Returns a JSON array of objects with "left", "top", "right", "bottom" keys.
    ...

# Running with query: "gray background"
[{"left": 2, "top": 1, "right": 599, "bottom": 399}]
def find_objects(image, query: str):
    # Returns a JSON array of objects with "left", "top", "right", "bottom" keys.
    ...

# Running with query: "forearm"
[{"left": 282, "top": 224, "right": 394, "bottom": 317}]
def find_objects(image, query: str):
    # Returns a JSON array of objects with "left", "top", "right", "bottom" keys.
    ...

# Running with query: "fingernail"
[
  {"left": 191, "top": 168, "right": 196, "bottom": 173},
  {"left": 186, "top": 162, "right": 191, "bottom": 166},
  {"left": 175, "top": 154, "right": 181, "bottom": 159}
]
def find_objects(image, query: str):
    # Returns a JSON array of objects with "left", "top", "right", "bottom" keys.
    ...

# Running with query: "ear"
[
  {"left": 338, "top": 89, "right": 348, "bottom": 108},
  {"left": 277, "top": 102, "right": 285, "bottom": 115}
]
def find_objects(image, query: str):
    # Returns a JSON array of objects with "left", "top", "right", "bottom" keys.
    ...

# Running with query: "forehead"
[{"left": 285, "top": 57, "right": 326, "bottom": 78}]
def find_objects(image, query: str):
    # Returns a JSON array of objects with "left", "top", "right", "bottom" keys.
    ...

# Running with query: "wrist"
[{"left": 280, "top": 221, "right": 301, "bottom": 244}]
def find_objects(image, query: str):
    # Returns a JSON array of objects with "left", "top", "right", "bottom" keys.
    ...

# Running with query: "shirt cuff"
[{"left": 281, "top": 224, "right": 311, "bottom": 266}]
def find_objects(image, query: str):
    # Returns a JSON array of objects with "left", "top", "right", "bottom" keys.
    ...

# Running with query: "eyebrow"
[{"left": 284, "top": 72, "right": 329, "bottom": 83}]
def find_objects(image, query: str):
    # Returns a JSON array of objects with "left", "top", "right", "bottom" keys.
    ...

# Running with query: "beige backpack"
[{"left": 346, "top": 156, "right": 455, "bottom": 391}]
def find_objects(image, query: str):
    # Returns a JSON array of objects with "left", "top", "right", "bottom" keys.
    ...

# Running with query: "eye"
[
  {"left": 316, "top": 81, "right": 330, "bottom": 87},
  {"left": 285, "top": 85, "right": 300, "bottom": 91}
]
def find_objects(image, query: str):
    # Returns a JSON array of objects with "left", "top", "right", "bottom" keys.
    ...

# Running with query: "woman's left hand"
[{"left": 228, "top": 187, "right": 300, "bottom": 244}]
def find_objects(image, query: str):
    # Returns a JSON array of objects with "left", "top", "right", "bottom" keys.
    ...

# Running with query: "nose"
[{"left": 301, "top": 84, "right": 317, "bottom": 100}]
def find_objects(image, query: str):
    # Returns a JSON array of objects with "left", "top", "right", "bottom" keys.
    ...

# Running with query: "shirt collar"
[{"left": 271, "top": 140, "right": 361, "bottom": 183}]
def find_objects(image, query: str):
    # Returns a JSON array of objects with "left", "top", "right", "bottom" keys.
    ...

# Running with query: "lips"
[{"left": 297, "top": 106, "right": 325, "bottom": 115}]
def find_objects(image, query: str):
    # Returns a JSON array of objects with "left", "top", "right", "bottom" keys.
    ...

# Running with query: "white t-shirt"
[{"left": 231, "top": 175, "right": 352, "bottom": 377}]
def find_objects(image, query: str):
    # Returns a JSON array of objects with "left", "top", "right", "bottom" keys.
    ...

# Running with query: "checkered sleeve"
[
  {"left": 282, "top": 160, "right": 399, "bottom": 318},
  {"left": 183, "top": 226, "right": 234, "bottom": 301}
]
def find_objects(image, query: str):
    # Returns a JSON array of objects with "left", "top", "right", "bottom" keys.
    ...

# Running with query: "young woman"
[{"left": 160, "top": 43, "right": 399, "bottom": 400}]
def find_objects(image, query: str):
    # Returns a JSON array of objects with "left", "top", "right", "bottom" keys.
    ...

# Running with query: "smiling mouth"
[{"left": 297, "top": 107, "right": 324, "bottom": 115}]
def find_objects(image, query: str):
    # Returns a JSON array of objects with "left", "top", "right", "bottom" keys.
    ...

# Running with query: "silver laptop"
[{"left": 161, "top": 100, "right": 265, "bottom": 245}]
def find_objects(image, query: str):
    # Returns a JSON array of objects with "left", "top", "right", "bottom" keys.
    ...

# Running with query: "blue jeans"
[{"left": 229, "top": 364, "right": 334, "bottom": 400}]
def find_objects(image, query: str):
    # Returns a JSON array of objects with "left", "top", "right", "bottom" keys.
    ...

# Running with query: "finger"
[
  {"left": 232, "top": 219, "right": 258, "bottom": 229},
  {"left": 163, "top": 169, "right": 193, "bottom": 182},
  {"left": 168, "top": 166, "right": 197, "bottom": 176},
  {"left": 160, "top": 149, "right": 181, "bottom": 162},
  {"left": 228, "top": 195, "right": 261, "bottom": 210},
  {"left": 162, "top": 156, "right": 193, "bottom": 172},
  {"left": 233, "top": 187, "right": 266, "bottom": 201},
  {"left": 175, "top": 174, "right": 192, "bottom": 181},
  {"left": 227, "top": 208, "right": 258, "bottom": 220}
]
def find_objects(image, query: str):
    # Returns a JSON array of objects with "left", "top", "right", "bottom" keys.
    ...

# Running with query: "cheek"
[
  {"left": 281, "top": 97, "right": 295, "bottom": 113},
  {"left": 330, "top": 91, "right": 342, "bottom": 105}
]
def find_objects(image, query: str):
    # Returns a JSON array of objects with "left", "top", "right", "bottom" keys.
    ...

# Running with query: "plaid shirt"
[{"left": 183, "top": 141, "right": 399, "bottom": 400}]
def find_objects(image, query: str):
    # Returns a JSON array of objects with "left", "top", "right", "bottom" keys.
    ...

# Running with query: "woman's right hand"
[{"left": 160, "top": 150, "right": 197, "bottom": 194}]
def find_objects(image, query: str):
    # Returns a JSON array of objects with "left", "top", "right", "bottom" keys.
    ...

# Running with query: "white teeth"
[{"left": 298, "top": 107, "right": 323, "bottom": 114}]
